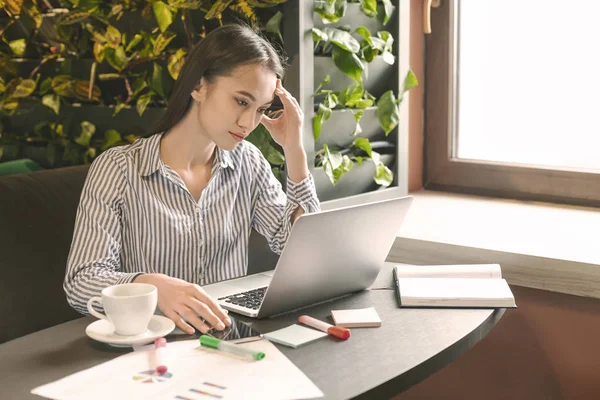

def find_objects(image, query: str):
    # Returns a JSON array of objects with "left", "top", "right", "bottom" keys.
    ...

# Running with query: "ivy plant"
[
  {"left": 312, "top": 0, "right": 418, "bottom": 187},
  {"left": 0, "top": 0, "right": 287, "bottom": 170}
]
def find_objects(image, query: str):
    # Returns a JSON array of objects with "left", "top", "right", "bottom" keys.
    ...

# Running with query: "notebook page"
[
  {"left": 394, "top": 264, "right": 502, "bottom": 279},
  {"left": 398, "top": 277, "right": 516, "bottom": 307}
]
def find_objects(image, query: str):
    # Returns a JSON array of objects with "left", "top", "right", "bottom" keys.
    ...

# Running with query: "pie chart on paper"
[{"left": 132, "top": 369, "right": 173, "bottom": 383}]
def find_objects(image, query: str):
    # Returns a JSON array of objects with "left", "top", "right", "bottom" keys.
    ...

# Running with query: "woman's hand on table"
[{"left": 134, "top": 274, "right": 231, "bottom": 335}]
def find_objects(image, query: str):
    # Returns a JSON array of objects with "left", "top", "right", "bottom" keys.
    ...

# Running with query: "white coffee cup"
[{"left": 86, "top": 283, "right": 158, "bottom": 336}]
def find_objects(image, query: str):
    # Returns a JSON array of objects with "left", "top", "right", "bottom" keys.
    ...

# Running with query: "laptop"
[{"left": 203, "top": 195, "right": 413, "bottom": 318}]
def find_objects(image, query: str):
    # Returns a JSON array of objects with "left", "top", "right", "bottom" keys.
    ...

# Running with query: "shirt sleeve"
[
  {"left": 250, "top": 145, "right": 321, "bottom": 254},
  {"left": 63, "top": 150, "right": 143, "bottom": 315}
]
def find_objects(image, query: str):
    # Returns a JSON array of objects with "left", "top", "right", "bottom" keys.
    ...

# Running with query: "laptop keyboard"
[{"left": 218, "top": 286, "right": 268, "bottom": 310}]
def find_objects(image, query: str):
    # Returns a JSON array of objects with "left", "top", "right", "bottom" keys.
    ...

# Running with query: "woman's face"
[{"left": 193, "top": 64, "right": 278, "bottom": 151}]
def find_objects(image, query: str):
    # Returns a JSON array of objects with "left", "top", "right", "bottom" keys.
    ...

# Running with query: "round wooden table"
[{"left": 0, "top": 264, "right": 503, "bottom": 399}]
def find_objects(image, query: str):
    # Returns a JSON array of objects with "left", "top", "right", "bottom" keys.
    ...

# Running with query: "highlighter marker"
[
  {"left": 298, "top": 315, "right": 351, "bottom": 340},
  {"left": 154, "top": 338, "right": 168, "bottom": 374},
  {"left": 199, "top": 335, "right": 265, "bottom": 360}
]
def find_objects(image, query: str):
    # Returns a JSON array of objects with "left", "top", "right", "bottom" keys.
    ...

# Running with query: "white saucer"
[{"left": 85, "top": 315, "right": 175, "bottom": 347}]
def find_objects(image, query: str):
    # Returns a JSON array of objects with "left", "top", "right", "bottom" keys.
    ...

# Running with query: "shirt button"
[{"left": 195, "top": 208, "right": 201, "bottom": 214}]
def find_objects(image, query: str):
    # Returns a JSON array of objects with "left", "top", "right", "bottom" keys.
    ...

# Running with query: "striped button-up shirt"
[{"left": 64, "top": 133, "right": 320, "bottom": 314}]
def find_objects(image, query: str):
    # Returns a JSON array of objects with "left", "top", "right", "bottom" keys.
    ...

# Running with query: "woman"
[{"left": 64, "top": 24, "right": 320, "bottom": 336}]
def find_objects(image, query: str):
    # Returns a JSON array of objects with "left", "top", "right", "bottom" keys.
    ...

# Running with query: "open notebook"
[{"left": 393, "top": 264, "right": 517, "bottom": 308}]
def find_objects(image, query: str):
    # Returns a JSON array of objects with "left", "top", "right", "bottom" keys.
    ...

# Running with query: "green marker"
[{"left": 200, "top": 335, "right": 265, "bottom": 361}]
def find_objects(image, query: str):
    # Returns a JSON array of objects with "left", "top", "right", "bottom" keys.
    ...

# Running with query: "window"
[{"left": 425, "top": 0, "right": 600, "bottom": 206}]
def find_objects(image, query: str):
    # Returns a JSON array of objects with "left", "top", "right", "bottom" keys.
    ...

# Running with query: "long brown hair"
[{"left": 149, "top": 24, "right": 285, "bottom": 136}]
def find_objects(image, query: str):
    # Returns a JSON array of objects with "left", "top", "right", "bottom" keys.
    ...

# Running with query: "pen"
[
  {"left": 154, "top": 338, "right": 168, "bottom": 374},
  {"left": 199, "top": 335, "right": 265, "bottom": 360},
  {"left": 298, "top": 315, "right": 351, "bottom": 340}
]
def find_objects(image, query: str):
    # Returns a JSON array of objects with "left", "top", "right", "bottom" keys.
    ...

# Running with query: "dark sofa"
[{"left": 0, "top": 165, "right": 279, "bottom": 344}]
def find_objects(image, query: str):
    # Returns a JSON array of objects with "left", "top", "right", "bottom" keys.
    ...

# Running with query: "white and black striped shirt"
[{"left": 64, "top": 133, "right": 320, "bottom": 314}]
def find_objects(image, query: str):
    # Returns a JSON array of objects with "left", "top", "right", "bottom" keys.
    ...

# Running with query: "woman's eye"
[{"left": 237, "top": 99, "right": 248, "bottom": 107}]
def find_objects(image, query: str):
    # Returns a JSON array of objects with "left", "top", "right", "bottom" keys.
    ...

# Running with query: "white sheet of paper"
[
  {"left": 31, "top": 339, "right": 323, "bottom": 400},
  {"left": 263, "top": 324, "right": 328, "bottom": 348}
]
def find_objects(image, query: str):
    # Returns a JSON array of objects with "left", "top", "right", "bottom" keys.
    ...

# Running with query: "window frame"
[{"left": 424, "top": 0, "right": 600, "bottom": 207}]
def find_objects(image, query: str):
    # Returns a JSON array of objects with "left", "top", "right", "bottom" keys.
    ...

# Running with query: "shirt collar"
[
  {"left": 137, "top": 133, "right": 162, "bottom": 177},
  {"left": 137, "top": 133, "right": 235, "bottom": 177},
  {"left": 214, "top": 147, "right": 235, "bottom": 170}
]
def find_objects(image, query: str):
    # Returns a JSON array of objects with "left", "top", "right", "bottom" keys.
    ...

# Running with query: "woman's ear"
[{"left": 191, "top": 78, "right": 207, "bottom": 102}]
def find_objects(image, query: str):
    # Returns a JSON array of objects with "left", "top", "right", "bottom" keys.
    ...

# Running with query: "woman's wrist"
[
  {"left": 133, "top": 273, "right": 164, "bottom": 285},
  {"left": 283, "top": 142, "right": 309, "bottom": 183}
]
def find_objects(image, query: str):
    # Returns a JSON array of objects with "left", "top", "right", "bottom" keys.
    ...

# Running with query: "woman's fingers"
[
  {"left": 186, "top": 297, "right": 225, "bottom": 330},
  {"left": 192, "top": 285, "right": 231, "bottom": 327},
  {"left": 164, "top": 309, "right": 195, "bottom": 335},
  {"left": 178, "top": 305, "right": 212, "bottom": 333}
]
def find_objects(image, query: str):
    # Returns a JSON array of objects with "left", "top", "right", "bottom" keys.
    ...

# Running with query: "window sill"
[{"left": 387, "top": 190, "right": 600, "bottom": 299}]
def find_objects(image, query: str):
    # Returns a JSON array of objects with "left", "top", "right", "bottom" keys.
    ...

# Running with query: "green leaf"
[
  {"left": 332, "top": 46, "right": 364, "bottom": 81},
  {"left": 153, "top": 0, "right": 175, "bottom": 32},
  {"left": 266, "top": 147, "right": 285, "bottom": 165},
  {"left": 378, "top": 31, "right": 394, "bottom": 52},
  {"left": 132, "top": 77, "right": 148, "bottom": 96},
  {"left": 75, "top": 121, "right": 96, "bottom": 147},
  {"left": 322, "top": 144, "right": 353, "bottom": 185},
  {"left": 246, "top": 124, "right": 285, "bottom": 167},
  {"left": 314, "top": 0, "right": 346, "bottom": 24},
  {"left": 168, "top": 48, "right": 186, "bottom": 80},
  {"left": 113, "top": 102, "right": 129, "bottom": 116},
  {"left": 93, "top": 42, "right": 106, "bottom": 63},
  {"left": 39, "top": 78, "right": 52, "bottom": 95},
  {"left": 265, "top": 11, "right": 283, "bottom": 42},
  {"left": 57, "top": 11, "right": 90, "bottom": 25},
  {"left": 323, "top": 92, "right": 338, "bottom": 109},
  {"left": 11, "top": 78, "right": 36, "bottom": 98},
  {"left": 153, "top": 31, "right": 176, "bottom": 55},
  {"left": 271, "top": 167, "right": 283, "bottom": 184},
  {"left": 126, "top": 34, "right": 143, "bottom": 52},
  {"left": 351, "top": 110, "right": 364, "bottom": 123},
  {"left": 25, "top": 2, "right": 43, "bottom": 28},
  {"left": 105, "top": 25, "right": 121, "bottom": 48},
  {"left": 136, "top": 91, "right": 153, "bottom": 116},
  {"left": 355, "top": 26, "right": 372, "bottom": 46},
  {"left": 312, "top": 28, "right": 328, "bottom": 43},
  {"left": 1, "top": 101, "right": 19, "bottom": 111},
  {"left": 313, "top": 103, "right": 332, "bottom": 140},
  {"left": 205, "top": 0, "right": 233, "bottom": 20},
  {"left": 402, "top": 69, "right": 419, "bottom": 93},
  {"left": 8, "top": 39, "right": 26, "bottom": 56},
  {"left": 108, "top": 4, "right": 124, "bottom": 18},
  {"left": 102, "top": 129, "right": 122, "bottom": 150},
  {"left": 352, "top": 137, "right": 372, "bottom": 157},
  {"left": 150, "top": 62, "right": 166, "bottom": 98},
  {"left": 381, "top": 0, "right": 394, "bottom": 24},
  {"left": 350, "top": 110, "right": 364, "bottom": 136},
  {"left": 104, "top": 46, "right": 128, "bottom": 71},
  {"left": 84, "top": 147, "right": 97, "bottom": 164},
  {"left": 42, "top": 94, "right": 60, "bottom": 114},
  {"left": 322, "top": 27, "right": 360, "bottom": 53},
  {"left": 376, "top": 90, "right": 399, "bottom": 135},
  {"left": 377, "top": 30, "right": 395, "bottom": 64},
  {"left": 374, "top": 159, "right": 393, "bottom": 186},
  {"left": 341, "top": 82, "right": 364, "bottom": 107},
  {"left": 359, "top": 0, "right": 377, "bottom": 17}
]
